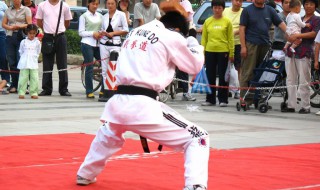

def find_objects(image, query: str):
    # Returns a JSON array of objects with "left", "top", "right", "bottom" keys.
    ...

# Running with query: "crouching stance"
[{"left": 76, "top": 6, "right": 209, "bottom": 190}]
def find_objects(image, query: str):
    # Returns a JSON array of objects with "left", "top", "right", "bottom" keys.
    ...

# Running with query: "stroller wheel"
[
  {"left": 259, "top": 104, "right": 268, "bottom": 113},
  {"left": 240, "top": 102, "right": 247, "bottom": 111},
  {"left": 280, "top": 102, "right": 287, "bottom": 112},
  {"left": 236, "top": 102, "right": 241, "bottom": 111}
]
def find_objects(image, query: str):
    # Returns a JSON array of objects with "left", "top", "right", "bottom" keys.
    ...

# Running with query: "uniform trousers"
[
  {"left": 99, "top": 44, "right": 120, "bottom": 89},
  {"left": 77, "top": 104, "right": 210, "bottom": 187},
  {"left": 285, "top": 56, "right": 311, "bottom": 110},
  {"left": 18, "top": 69, "right": 39, "bottom": 96}
]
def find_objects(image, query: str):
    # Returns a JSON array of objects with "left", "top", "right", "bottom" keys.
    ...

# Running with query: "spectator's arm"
[
  {"left": 37, "top": 19, "right": 43, "bottom": 31},
  {"left": 315, "top": 42, "right": 320, "bottom": 70},
  {"left": 228, "top": 21, "right": 234, "bottom": 59},
  {"left": 278, "top": 21, "right": 286, "bottom": 33},
  {"left": 64, "top": 20, "right": 70, "bottom": 29},
  {"left": 239, "top": 25, "right": 247, "bottom": 58},
  {"left": 289, "top": 31, "right": 316, "bottom": 42},
  {"left": 137, "top": 18, "right": 144, "bottom": 26},
  {"left": 234, "top": 29, "right": 239, "bottom": 36}
]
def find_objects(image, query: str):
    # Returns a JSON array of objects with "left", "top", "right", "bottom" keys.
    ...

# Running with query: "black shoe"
[
  {"left": 98, "top": 97, "right": 108, "bottom": 102},
  {"left": 39, "top": 91, "right": 51, "bottom": 96},
  {"left": 60, "top": 91, "right": 72, "bottom": 96},
  {"left": 281, "top": 107, "right": 295, "bottom": 113},
  {"left": 298, "top": 108, "right": 310, "bottom": 114}
]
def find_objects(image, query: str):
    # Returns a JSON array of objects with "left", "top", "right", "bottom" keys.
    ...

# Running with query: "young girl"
[
  {"left": 283, "top": 0, "right": 310, "bottom": 53},
  {"left": 17, "top": 24, "right": 41, "bottom": 99}
]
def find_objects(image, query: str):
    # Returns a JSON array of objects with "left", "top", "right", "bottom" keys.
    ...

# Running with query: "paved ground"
[{"left": 1, "top": 64, "right": 319, "bottom": 149}]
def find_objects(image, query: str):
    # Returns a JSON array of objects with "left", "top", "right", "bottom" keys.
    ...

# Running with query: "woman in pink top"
[{"left": 22, "top": 0, "right": 38, "bottom": 25}]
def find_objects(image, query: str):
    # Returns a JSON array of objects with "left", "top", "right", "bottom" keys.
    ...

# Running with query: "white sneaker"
[
  {"left": 76, "top": 175, "right": 97, "bottom": 186},
  {"left": 316, "top": 110, "right": 320, "bottom": 116},
  {"left": 219, "top": 102, "right": 228, "bottom": 107},
  {"left": 201, "top": 102, "right": 215, "bottom": 106},
  {"left": 182, "top": 93, "right": 196, "bottom": 101},
  {"left": 183, "top": 185, "right": 207, "bottom": 190},
  {"left": 234, "top": 92, "right": 240, "bottom": 99}
]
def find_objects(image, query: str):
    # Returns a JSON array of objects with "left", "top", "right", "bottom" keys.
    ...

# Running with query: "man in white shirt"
[
  {"left": 76, "top": 5, "right": 209, "bottom": 190},
  {"left": 36, "top": 0, "right": 73, "bottom": 96},
  {"left": 133, "top": 0, "right": 161, "bottom": 28}
]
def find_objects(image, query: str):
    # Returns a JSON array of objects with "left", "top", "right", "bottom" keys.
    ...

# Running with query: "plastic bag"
[
  {"left": 229, "top": 64, "right": 239, "bottom": 93},
  {"left": 225, "top": 62, "right": 232, "bottom": 82},
  {"left": 191, "top": 67, "right": 212, "bottom": 94}
]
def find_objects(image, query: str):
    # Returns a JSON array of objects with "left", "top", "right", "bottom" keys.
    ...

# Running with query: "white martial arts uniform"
[
  {"left": 78, "top": 20, "right": 209, "bottom": 188},
  {"left": 99, "top": 10, "right": 128, "bottom": 88}
]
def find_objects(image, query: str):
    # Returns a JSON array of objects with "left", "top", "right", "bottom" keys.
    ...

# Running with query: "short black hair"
[
  {"left": 117, "top": 0, "right": 130, "bottom": 11},
  {"left": 26, "top": 24, "right": 38, "bottom": 34},
  {"left": 211, "top": 0, "right": 225, "bottom": 9},
  {"left": 188, "top": 28, "right": 197, "bottom": 38},
  {"left": 266, "top": 0, "right": 277, "bottom": 9},
  {"left": 289, "top": 0, "right": 301, "bottom": 8},
  {"left": 160, "top": 11, "right": 189, "bottom": 36},
  {"left": 303, "top": 0, "right": 318, "bottom": 8},
  {"left": 87, "top": 0, "right": 99, "bottom": 9}
]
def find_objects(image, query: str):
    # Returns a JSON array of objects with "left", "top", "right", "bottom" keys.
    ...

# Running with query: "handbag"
[
  {"left": 41, "top": 35, "right": 55, "bottom": 54},
  {"left": 41, "top": 1, "right": 63, "bottom": 54}
]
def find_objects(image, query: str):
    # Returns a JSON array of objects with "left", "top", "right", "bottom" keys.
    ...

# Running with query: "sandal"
[
  {"left": 0, "top": 90, "right": 9, "bottom": 95},
  {"left": 9, "top": 87, "right": 17, "bottom": 93}
]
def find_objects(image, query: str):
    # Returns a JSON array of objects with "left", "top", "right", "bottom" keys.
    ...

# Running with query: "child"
[
  {"left": 17, "top": 24, "right": 41, "bottom": 99},
  {"left": 283, "top": 0, "right": 310, "bottom": 53},
  {"left": 0, "top": 79, "right": 9, "bottom": 95}
]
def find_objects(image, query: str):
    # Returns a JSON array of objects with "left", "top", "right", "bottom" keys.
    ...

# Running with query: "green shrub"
[{"left": 65, "top": 30, "right": 82, "bottom": 55}]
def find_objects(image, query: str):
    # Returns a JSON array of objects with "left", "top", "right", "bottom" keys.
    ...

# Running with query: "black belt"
[
  {"left": 44, "top": 32, "right": 65, "bottom": 37},
  {"left": 100, "top": 42, "right": 121, "bottom": 46},
  {"left": 116, "top": 85, "right": 162, "bottom": 153},
  {"left": 116, "top": 85, "right": 158, "bottom": 100}
]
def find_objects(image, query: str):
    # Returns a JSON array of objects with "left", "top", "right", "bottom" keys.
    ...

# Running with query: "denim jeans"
[
  {"left": 81, "top": 43, "right": 101, "bottom": 95},
  {"left": 6, "top": 32, "right": 20, "bottom": 88},
  {"left": 0, "top": 31, "right": 10, "bottom": 82}
]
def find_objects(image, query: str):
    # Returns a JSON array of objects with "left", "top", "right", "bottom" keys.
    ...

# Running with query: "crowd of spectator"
[{"left": 1, "top": 0, "right": 320, "bottom": 115}]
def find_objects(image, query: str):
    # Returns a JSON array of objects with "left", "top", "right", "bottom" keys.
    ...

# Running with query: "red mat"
[{"left": 0, "top": 133, "right": 319, "bottom": 190}]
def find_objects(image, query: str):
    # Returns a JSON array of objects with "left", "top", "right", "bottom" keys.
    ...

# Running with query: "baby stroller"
[{"left": 236, "top": 47, "right": 287, "bottom": 113}]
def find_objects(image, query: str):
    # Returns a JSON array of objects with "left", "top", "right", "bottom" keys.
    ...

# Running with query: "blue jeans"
[
  {"left": 81, "top": 43, "right": 101, "bottom": 94},
  {"left": 6, "top": 32, "right": 20, "bottom": 88},
  {"left": 0, "top": 31, "right": 10, "bottom": 82}
]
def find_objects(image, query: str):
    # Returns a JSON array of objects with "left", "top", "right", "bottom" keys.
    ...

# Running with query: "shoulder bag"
[{"left": 41, "top": 1, "right": 63, "bottom": 54}]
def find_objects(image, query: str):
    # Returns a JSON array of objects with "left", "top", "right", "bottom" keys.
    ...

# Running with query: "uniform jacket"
[{"left": 101, "top": 20, "right": 204, "bottom": 125}]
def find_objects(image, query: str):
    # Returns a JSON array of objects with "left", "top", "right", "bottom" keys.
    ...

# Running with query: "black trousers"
[
  {"left": 176, "top": 69, "right": 189, "bottom": 93},
  {"left": 42, "top": 34, "right": 68, "bottom": 94},
  {"left": 204, "top": 51, "right": 229, "bottom": 104}
]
